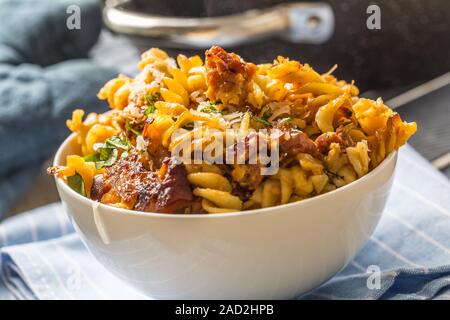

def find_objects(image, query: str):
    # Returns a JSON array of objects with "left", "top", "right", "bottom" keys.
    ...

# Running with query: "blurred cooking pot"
[{"left": 102, "top": 0, "right": 450, "bottom": 90}]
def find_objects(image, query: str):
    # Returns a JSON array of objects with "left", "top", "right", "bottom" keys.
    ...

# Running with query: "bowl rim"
[{"left": 54, "top": 133, "right": 397, "bottom": 219}]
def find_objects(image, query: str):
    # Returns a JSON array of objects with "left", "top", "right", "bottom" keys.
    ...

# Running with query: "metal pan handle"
[{"left": 103, "top": 0, "right": 335, "bottom": 48}]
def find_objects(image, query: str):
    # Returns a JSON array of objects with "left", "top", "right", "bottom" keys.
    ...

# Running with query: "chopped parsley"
[
  {"left": 253, "top": 117, "right": 271, "bottom": 126},
  {"left": 105, "top": 134, "right": 130, "bottom": 149},
  {"left": 144, "top": 104, "right": 156, "bottom": 115},
  {"left": 143, "top": 93, "right": 160, "bottom": 115},
  {"left": 83, "top": 154, "right": 98, "bottom": 162},
  {"left": 89, "top": 134, "right": 130, "bottom": 169},
  {"left": 200, "top": 105, "right": 222, "bottom": 114},
  {"left": 97, "top": 148, "right": 118, "bottom": 169},
  {"left": 144, "top": 92, "right": 160, "bottom": 105},
  {"left": 200, "top": 100, "right": 224, "bottom": 114},
  {"left": 126, "top": 120, "right": 141, "bottom": 136},
  {"left": 67, "top": 173, "right": 86, "bottom": 196},
  {"left": 262, "top": 110, "right": 272, "bottom": 120},
  {"left": 253, "top": 110, "right": 272, "bottom": 126}
]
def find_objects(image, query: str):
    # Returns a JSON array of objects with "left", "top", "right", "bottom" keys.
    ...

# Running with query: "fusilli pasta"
[{"left": 49, "top": 46, "right": 416, "bottom": 214}]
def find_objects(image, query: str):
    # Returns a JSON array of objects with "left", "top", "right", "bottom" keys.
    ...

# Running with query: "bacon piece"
[
  {"left": 96, "top": 154, "right": 193, "bottom": 213},
  {"left": 153, "top": 157, "right": 193, "bottom": 213},
  {"left": 315, "top": 127, "right": 355, "bottom": 154},
  {"left": 102, "top": 154, "right": 154, "bottom": 205},
  {"left": 90, "top": 174, "right": 111, "bottom": 201},
  {"left": 133, "top": 156, "right": 193, "bottom": 213},
  {"left": 278, "top": 129, "right": 319, "bottom": 157},
  {"left": 205, "top": 46, "right": 256, "bottom": 106}
]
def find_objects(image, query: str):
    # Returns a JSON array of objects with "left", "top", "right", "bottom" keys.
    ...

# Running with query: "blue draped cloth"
[{"left": 0, "top": 0, "right": 117, "bottom": 215}]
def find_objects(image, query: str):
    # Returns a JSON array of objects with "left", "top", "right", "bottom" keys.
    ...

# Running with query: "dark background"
[{"left": 119, "top": 0, "right": 450, "bottom": 91}]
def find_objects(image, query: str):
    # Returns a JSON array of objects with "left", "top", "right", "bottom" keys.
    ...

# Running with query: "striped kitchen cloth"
[{"left": 0, "top": 144, "right": 449, "bottom": 300}]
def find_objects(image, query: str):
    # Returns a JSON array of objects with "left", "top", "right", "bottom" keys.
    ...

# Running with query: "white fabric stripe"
[
  {"left": 31, "top": 246, "right": 75, "bottom": 300},
  {"left": 350, "top": 260, "right": 366, "bottom": 272},
  {"left": 400, "top": 153, "right": 450, "bottom": 185},
  {"left": 370, "top": 236, "right": 424, "bottom": 268},
  {"left": 25, "top": 214, "right": 38, "bottom": 242},
  {"left": 419, "top": 276, "right": 450, "bottom": 300},
  {"left": 437, "top": 292, "right": 450, "bottom": 299},
  {"left": 4, "top": 266, "right": 24, "bottom": 300},
  {"left": 396, "top": 183, "right": 450, "bottom": 219},
  {"left": 14, "top": 249, "right": 56, "bottom": 300},
  {"left": 386, "top": 210, "right": 450, "bottom": 256},
  {"left": 53, "top": 207, "right": 68, "bottom": 235},
  {"left": 54, "top": 243, "right": 110, "bottom": 299},
  {"left": 1, "top": 258, "right": 16, "bottom": 300}
]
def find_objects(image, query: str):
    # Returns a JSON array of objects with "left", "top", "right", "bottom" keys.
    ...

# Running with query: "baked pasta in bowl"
[
  {"left": 51, "top": 46, "right": 414, "bottom": 298},
  {"left": 49, "top": 46, "right": 415, "bottom": 214}
]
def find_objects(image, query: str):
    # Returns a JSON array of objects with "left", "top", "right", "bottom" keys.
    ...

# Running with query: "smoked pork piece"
[
  {"left": 205, "top": 46, "right": 257, "bottom": 106},
  {"left": 91, "top": 154, "right": 193, "bottom": 213}
]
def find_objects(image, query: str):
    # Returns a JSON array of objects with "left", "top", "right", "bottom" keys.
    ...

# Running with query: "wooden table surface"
[{"left": 6, "top": 32, "right": 450, "bottom": 217}]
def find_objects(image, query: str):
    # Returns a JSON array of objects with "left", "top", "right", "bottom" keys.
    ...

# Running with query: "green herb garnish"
[
  {"left": 143, "top": 93, "right": 160, "bottom": 116},
  {"left": 253, "top": 110, "right": 272, "bottom": 126},
  {"left": 200, "top": 105, "right": 223, "bottom": 114},
  {"left": 200, "top": 100, "right": 224, "bottom": 113},
  {"left": 253, "top": 117, "right": 271, "bottom": 126},
  {"left": 83, "top": 154, "right": 99, "bottom": 162},
  {"left": 93, "top": 134, "right": 130, "bottom": 169},
  {"left": 105, "top": 134, "right": 130, "bottom": 149},
  {"left": 144, "top": 92, "right": 160, "bottom": 105},
  {"left": 144, "top": 105, "right": 156, "bottom": 115},
  {"left": 262, "top": 110, "right": 272, "bottom": 120},
  {"left": 126, "top": 120, "right": 141, "bottom": 136},
  {"left": 67, "top": 173, "right": 86, "bottom": 196}
]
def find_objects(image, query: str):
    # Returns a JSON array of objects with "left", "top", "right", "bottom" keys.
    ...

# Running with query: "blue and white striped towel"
[{"left": 0, "top": 144, "right": 449, "bottom": 300}]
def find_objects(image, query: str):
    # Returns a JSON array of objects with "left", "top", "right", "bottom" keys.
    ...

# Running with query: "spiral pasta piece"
[
  {"left": 315, "top": 93, "right": 349, "bottom": 133},
  {"left": 193, "top": 188, "right": 242, "bottom": 212},
  {"left": 346, "top": 141, "right": 370, "bottom": 177},
  {"left": 187, "top": 172, "right": 232, "bottom": 192},
  {"left": 84, "top": 124, "right": 117, "bottom": 155},
  {"left": 201, "top": 200, "right": 236, "bottom": 213},
  {"left": 97, "top": 76, "right": 132, "bottom": 109},
  {"left": 185, "top": 163, "right": 223, "bottom": 175},
  {"left": 162, "top": 77, "right": 189, "bottom": 106},
  {"left": 368, "top": 113, "right": 417, "bottom": 167}
]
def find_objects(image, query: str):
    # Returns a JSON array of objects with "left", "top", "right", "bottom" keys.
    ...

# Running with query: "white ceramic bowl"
[{"left": 54, "top": 134, "right": 397, "bottom": 299}]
